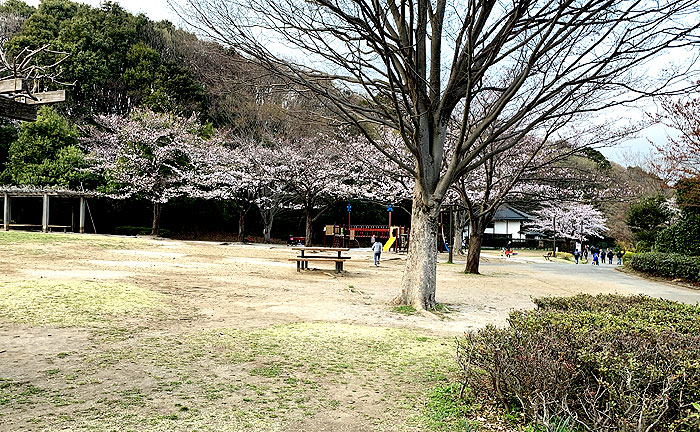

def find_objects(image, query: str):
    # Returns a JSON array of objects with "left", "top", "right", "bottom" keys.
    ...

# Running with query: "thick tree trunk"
[
  {"left": 394, "top": 195, "right": 440, "bottom": 310},
  {"left": 305, "top": 208, "right": 313, "bottom": 247},
  {"left": 465, "top": 233, "right": 484, "bottom": 274},
  {"left": 464, "top": 214, "right": 486, "bottom": 274},
  {"left": 238, "top": 211, "right": 246, "bottom": 242},
  {"left": 151, "top": 202, "right": 161, "bottom": 236}
]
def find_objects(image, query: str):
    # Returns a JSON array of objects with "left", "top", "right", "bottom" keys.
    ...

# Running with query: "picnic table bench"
[{"left": 290, "top": 247, "right": 351, "bottom": 273}]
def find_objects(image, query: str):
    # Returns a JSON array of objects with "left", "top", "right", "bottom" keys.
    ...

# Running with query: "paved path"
[
  {"left": 528, "top": 261, "right": 700, "bottom": 305},
  {"left": 479, "top": 252, "right": 700, "bottom": 306}
]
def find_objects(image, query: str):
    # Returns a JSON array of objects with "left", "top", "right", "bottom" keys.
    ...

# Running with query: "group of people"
[{"left": 573, "top": 246, "right": 625, "bottom": 266}]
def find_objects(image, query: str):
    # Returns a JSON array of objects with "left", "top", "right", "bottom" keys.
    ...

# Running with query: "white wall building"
[{"left": 463, "top": 204, "right": 532, "bottom": 243}]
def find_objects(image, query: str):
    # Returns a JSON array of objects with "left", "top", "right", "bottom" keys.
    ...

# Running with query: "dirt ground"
[{"left": 1, "top": 232, "right": 699, "bottom": 431}]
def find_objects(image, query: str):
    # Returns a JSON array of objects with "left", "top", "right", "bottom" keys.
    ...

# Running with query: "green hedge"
[
  {"left": 627, "top": 252, "right": 700, "bottom": 282},
  {"left": 459, "top": 294, "right": 700, "bottom": 431}
]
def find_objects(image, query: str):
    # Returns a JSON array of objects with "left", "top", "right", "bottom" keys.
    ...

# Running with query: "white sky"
[
  {"left": 20, "top": 0, "right": 689, "bottom": 167},
  {"left": 24, "top": 0, "right": 177, "bottom": 22}
]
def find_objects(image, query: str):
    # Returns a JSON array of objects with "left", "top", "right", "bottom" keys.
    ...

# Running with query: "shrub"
[
  {"left": 627, "top": 252, "right": 700, "bottom": 282},
  {"left": 635, "top": 240, "right": 652, "bottom": 253},
  {"left": 655, "top": 213, "right": 700, "bottom": 256},
  {"left": 114, "top": 226, "right": 171, "bottom": 237},
  {"left": 621, "top": 251, "right": 637, "bottom": 264},
  {"left": 458, "top": 294, "right": 700, "bottom": 431},
  {"left": 556, "top": 252, "right": 575, "bottom": 262}
]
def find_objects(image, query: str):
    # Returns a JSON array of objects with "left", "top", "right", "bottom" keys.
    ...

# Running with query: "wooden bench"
[
  {"left": 291, "top": 247, "right": 351, "bottom": 273},
  {"left": 48, "top": 224, "right": 71, "bottom": 232},
  {"left": 543, "top": 251, "right": 553, "bottom": 261},
  {"left": 7, "top": 224, "right": 72, "bottom": 232}
]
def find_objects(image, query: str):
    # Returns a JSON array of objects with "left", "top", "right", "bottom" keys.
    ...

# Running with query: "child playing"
[{"left": 372, "top": 240, "right": 383, "bottom": 266}]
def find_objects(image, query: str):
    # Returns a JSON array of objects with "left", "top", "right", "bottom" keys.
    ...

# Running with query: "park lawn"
[
  {"left": 0, "top": 280, "right": 169, "bottom": 327},
  {"left": 0, "top": 230, "right": 140, "bottom": 248},
  {"left": 0, "top": 278, "right": 471, "bottom": 431}
]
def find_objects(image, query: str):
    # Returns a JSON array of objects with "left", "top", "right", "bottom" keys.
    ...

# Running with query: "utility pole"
[{"left": 387, "top": 204, "right": 393, "bottom": 238}]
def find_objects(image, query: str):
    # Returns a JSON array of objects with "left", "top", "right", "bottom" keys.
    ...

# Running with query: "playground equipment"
[
  {"left": 324, "top": 224, "right": 409, "bottom": 252},
  {"left": 383, "top": 236, "right": 396, "bottom": 252}
]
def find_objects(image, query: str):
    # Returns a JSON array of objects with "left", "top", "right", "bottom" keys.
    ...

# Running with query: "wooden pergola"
[{"left": 1, "top": 188, "right": 96, "bottom": 233}]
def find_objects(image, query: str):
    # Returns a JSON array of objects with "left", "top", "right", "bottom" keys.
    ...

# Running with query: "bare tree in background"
[
  {"left": 172, "top": 0, "right": 700, "bottom": 309},
  {"left": 0, "top": 12, "right": 70, "bottom": 121}
]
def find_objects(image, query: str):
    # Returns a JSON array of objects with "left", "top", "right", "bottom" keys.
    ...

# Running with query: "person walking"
[
  {"left": 573, "top": 249, "right": 580, "bottom": 264},
  {"left": 607, "top": 250, "right": 614, "bottom": 264},
  {"left": 592, "top": 251, "right": 599, "bottom": 266},
  {"left": 616, "top": 250, "right": 625, "bottom": 265},
  {"left": 372, "top": 239, "right": 383, "bottom": 266},
  {"left": 583, "top": 246, "right": 589, "bottom": 261}
]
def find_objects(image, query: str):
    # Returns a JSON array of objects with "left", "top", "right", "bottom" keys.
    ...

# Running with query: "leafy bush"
[
  {"left": 634, "top": 240, "right": 652, "bottom": 253},
  {"left": 655, "top": 213, "right": 700, "bottom": 256},
  {"left": 114, "top": 226, "right": 171, "bottom": 238},
  {"left": 459, "top": 294, "right": 700, "bottom": 431},
  {"left": 621, "top": 251, "right": 638, "bottom": 264},
  {"left": 628, "top": 252, "right": 700, "bottom": 282}
]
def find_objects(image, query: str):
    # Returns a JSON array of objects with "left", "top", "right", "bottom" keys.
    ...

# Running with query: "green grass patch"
[
  {"left": 74, "top": 323, "right": 457, "bottom": 431},
  {"left": 249, "top": 365, "right": 281, "bottom": 378},
  {"left": 392, "top": 305, "right": 417, "bottom": 315},
  {"left": 0, "top": 280, "right": 167, "bottom": 327},
  {"left": 422, "top": 382, "right": 474, "bottom": 431},
  {"left": 0, "top": 378, "right": 78, "bottom": 408}
]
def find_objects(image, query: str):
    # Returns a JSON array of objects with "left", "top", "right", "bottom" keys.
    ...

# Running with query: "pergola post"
[
  {"left": 79, "top": 197, "right": 86, "bottom": 234},
  {"left": 3, "top": 193, "right": 9, "bottom": 231},
  {"left": 42, "top": 194, "right": 49, "bottom": 232}
]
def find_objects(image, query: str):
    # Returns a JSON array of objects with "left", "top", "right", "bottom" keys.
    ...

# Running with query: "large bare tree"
[{"left": 172, "top": 0, "right": 700, "bottom": 309}]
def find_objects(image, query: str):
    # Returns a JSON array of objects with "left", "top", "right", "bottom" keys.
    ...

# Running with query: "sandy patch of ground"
[{"left": 110, "top": 249, "right": 186, "bottom": 258}]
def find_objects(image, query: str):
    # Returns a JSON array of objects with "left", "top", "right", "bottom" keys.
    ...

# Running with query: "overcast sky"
[
  {"left": 24, "top": 0, "right": 177, "bottom": 22},
  {"left": 22, "top": 0, "right": 682, "bottom": 166}
]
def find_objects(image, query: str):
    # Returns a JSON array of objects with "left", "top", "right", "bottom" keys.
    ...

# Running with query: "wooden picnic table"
[{"left": 290, "top": 247, "right": 351, "bottom": 273}]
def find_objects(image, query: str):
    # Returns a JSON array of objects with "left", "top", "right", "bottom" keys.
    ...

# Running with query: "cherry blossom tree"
[
  {"left": 230, "top": 137, "right": 293, "bottom": 243},
  {"left": 246, "top": 134, "right": 365, "bottom": 246},
  {"left": 83, "top": 109, "right": 228, "bottom": 235},
  {"left": 527, "top": 203, "right": 608, "bottom": 252}
]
